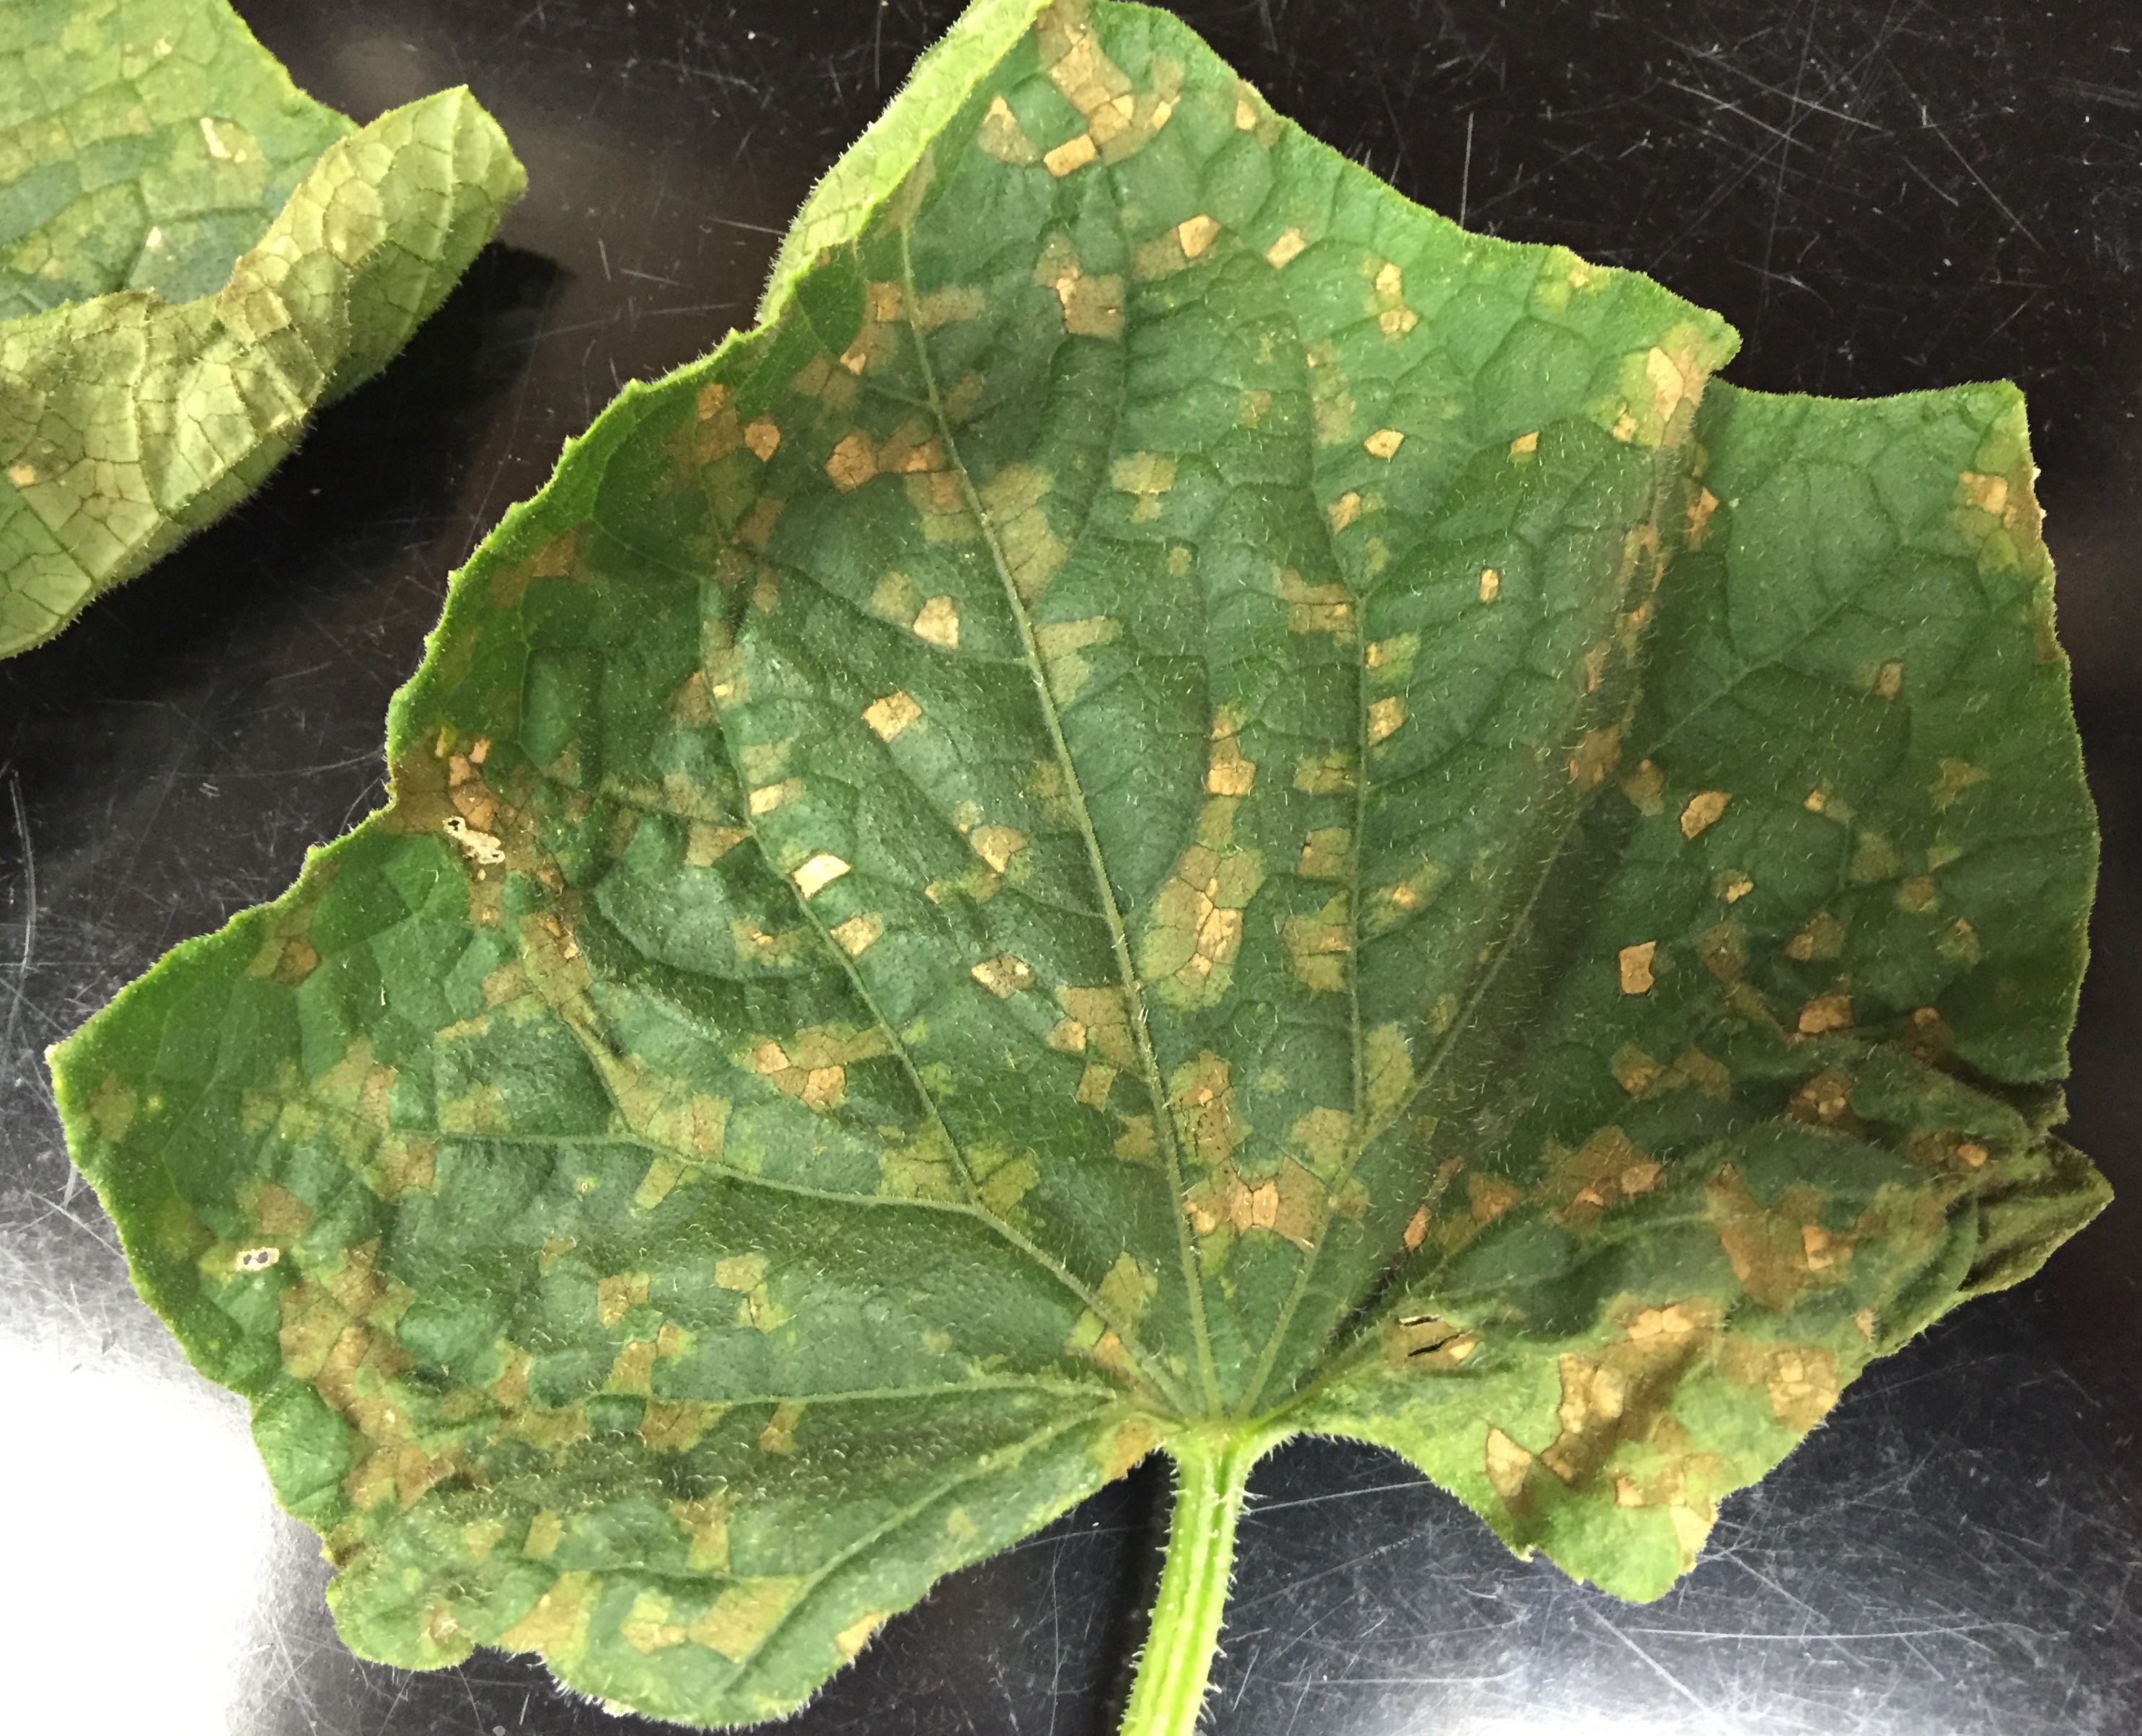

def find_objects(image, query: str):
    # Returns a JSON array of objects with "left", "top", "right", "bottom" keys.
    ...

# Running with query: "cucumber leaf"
[
  {"left": 49, "top": 0, "right": 2104, "bottom": 1727},
  {"left": 0, "top": 0, "right": 526, "bottom": 656}
]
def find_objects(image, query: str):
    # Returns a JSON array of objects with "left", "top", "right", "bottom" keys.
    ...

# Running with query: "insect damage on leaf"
[
  {"left": 50, "top": 0, "right": 2104, "bottom": 1729},
  {"left": 0, "top": 0, "right": 526, "bottom": 657}
]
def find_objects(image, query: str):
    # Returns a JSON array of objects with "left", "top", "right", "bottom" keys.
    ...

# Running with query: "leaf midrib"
[{"left": 894, "top": 223, "right": 1225, "bottom": 1419}]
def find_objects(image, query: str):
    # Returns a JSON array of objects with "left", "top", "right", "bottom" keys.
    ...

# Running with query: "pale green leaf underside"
[
  {"left": 0, "top": 0, "right": 526, "bottom": 656},
  {"left": 53, "top": 0, "right": 2104, "bottom": 1727}
]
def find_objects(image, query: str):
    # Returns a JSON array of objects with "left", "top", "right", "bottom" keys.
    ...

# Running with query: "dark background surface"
[{"left": 3, "top": 1, "right": 2140, "bottom": 1732}]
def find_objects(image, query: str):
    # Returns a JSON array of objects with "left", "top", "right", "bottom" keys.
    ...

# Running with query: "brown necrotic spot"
[{"left": 971, "top": 954, "right": 1036, "bottom": 997}]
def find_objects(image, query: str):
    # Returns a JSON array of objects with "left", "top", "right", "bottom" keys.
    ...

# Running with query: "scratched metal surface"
[{"left": 2, "top": 1, "right": 2138, "bottom": 1732}]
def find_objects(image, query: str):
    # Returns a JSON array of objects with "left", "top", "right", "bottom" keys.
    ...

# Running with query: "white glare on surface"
[{"left": 0, "top": 1334, "right": 275, "bottom": 1736}]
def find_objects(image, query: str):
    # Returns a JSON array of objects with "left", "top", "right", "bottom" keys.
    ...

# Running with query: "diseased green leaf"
[
  {"left": 50, "top": 0, "right": 2105, "bottom": 1728},
  {"left": 0, "top": 0, "right": 526, "bottom": 656}
]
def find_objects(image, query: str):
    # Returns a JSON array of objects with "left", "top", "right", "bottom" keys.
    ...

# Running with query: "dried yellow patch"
[
  {"left": 596, "top": 1272, "right": 649, "bottom": 1328},
  {"left": 1796, "top": 992, "right": 1852, "bottom": 1035},
  {"left": 1618, "top": 940, "right": 1658, "bottom": 995},
  {"left": 1077, "top": 1063, "right": 1117, "bottom": 1109},
  {"left": 1680, "top": 790, "right": 1730, "bottom": 838},
  {"left": 1044, "top": 131, "right": 1098, "bottom": 175},
  {"left": 829, "top": 914, "right": 882, "bottom": 957},
  {"left": 1036, "top": 614, "right": 1119, "bottom": 701},
  {"left": 970, "top": 825, "right": 1026, "bottom": 873},
  {"left": 685, "top": 822, "right": 747, "bottom": 868},
  {"left": 4, "top": 462, "right": 34, "bottom": 488},
  {"left": 496, "top": 1572, "right": 595, "bottom": 1655},
  {"left": 1569, "top": 726, "right": 1622, "bottom": 788},
  {"left": 1484, "top": 1427, "right": 1533, "bottom": 1502},
  {"left": 1297, "top": 827, "right": 1349, "bottom": 880},
  {"left": 1328, "top": 490, "right": 1363, "bottom": 532},
  {"left": 792, "top": 854, "right": 850, "bottom": 900},
  {"left": 759, "top": 1401, "right": 803, "bottom": 1456},
  {"left": 743, "top": 419, "right": 780, "bottom": 462},
  {"left": 1874, "top": 660, "right": 1903, "bottom": 700},
  {"left": 977, "top": 93, "right": 1039, "bottom": 164},
  {"left": 1177, "top": 213, "right": 1220, "bottom": 257},
  {"left": 1644, "top": 345, "right": 1688, "bottom": 423},
  {"left": 1960, "top": 470, "right": 2009, "bottom": 516},
  {"left": 1621, "top": 759, "right": 1665, "bottom": 815},
  {"left": 749, "top": 778, "right": 801, "bottom": 816},
  {"left": 1293, "top": 752, "right": 1352, "bottom": 795},
  {"left": 1509, "top": 431, "right": 1539, "bottom": 457},
  {"left": 689, "top": 1577, "right": 807, "bottom": 1660},
  {"left": 982, "top": 462, "right": 1071, "bottom": 599},
  {"left": 1282, "top": 896, "right": 1351, "bottom": 994},
  {"left": 1265, "top": 226, "right": 1308, "bottom": 269},
  {"left": 1402, "top": 1204, "right": 1431, "bottom": 1250},
  {"left": 825, "top": 430, "right": 876, "bottom": 491},
  {"left": 1931, "top": 757, "right": 1989, "bottom": 810},
  {"left": 1362, "top": 427, "right": 1405, "bottom": 459},
  {"left": 1279, "top": 569, "right": 1352, "bottom": 636},
  {"left": 1206, "top": 733, "right": 1256, "bottom": 796},
  {"left": 1716, "top": 870, "right": 1753, "bottom": 904},
  {"left": 1687, "top": 485, "right": 1719, "bottom": 547},
  {"left": 912, "top": 595, "right": 960, "bottom": 647},
  {"left": 834, "top": 1611, "right": 889, "bottom": 1660},
  {"left": 1367, "top": 696, "right": 1406, "bottom": 744},
  {"left": 971, "top": 954, "right": 1036, "bottom": 997},
  {"left": 1765, "top": 1346, "right": 1840, "bottom": 1430},
  {"left": 864, "top": 690, "right": 921, "bottom": 741},
  {"left": 1783, "top": 909, "right": 1846, "bottom": 962},
  {"left": 1477, "top": 567, "right": 1501, "bottom": 602}
]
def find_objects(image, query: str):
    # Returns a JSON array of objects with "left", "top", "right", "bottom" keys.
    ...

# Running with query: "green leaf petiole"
[{"left": 1118, "top": 1431, "right": 1274, "bottom": 1736}]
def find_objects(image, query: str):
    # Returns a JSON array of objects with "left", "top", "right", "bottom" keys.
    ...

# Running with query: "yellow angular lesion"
[
  {"left": 1139, "top": 841, "right": 1265, "bottom": 1007},
  {"left": 1034, "top": 234, "right": 1124, "bottom": 340},
  {"left": 1367, "top": 696, "right": 1405, "bottom": 744},
  {"left": 1037, "top": 614, "right": 1119, "bottom": 702},
  {"left": 1297, "top": 827, "right": 1349, "bottom": 880},
  {"left": 977, "top": 92, "right": 1039, "bottom": 164},
  {"left": 1618, "top": 941, "right": 1657, "bottom": 995},
  {"left": 1783, "top": 909, "right": 1846, "bottom": 961},
  {"left": 1110, "top": 450, "right": 1177, "bottom": 520},
  {"left": 596, "top": 1272, "right": 651, "bottom": 1328},
  {"left": 689, "top": 1575, "right": 810, "bottom": 1660},
  {"left": 1265, "top": 226, "right": 1307, "bottom": 269},
  {"left": 1281, "top": 895, "right": 1350, "bottom": 993},
  {"left": 1679, "top": 790, "right": 1729, "bottom": 837},
  {"left": 971, "top": 953, "right": 1037, "bottom": 997},
  {"left": 1362, "top": 428, "right": 1404, "bottom": 459},
  {"left": 982, "top": 462, "right": 1071, "bottom": 599},
  {"left": 1205, "top": 709, "right": 1256, "bottom": 795},
  {"left": 863, "top": 690, "right": 921, "bottom": 741},
  {"left": 912, "top": 595, "right": 960, "bottom": 647},
  {"left": 792, "top": 853, "right": 850, "bottom": 899},
  {"left": 829, "top": 913, "right": 883, "bottom": 957},
  {"left": 1168, "top": 1052, "right": 1241, "bottom": 1172},
  {"left": 1279, "top": 568, "right": 1352, "bottom": 636}
]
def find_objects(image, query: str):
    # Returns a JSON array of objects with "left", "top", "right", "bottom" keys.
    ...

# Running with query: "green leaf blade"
[
  {"left": 0, "top": 0, "right": 526, "bottom": 657},
  {"left": 51, "top": 0, "right": 2105, "bottom": 1724}
]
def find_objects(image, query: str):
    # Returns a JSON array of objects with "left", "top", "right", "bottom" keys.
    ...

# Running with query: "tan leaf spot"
[
  {"left": 1362, "top": 428, "right": 1405, "bottom": 459},
  {"left": 1797, "top": 993, "right": 1853, "bottom": 1034},
  {"left": 1687, "top": 486, "right": 1719, "bottom": 547},
  {"left": 792, "top": 854, "right": 850, "bottom": 900},
  {"left": 912, "top": 596, "right": 960, "bottom": 647},
  {"left": 1265, "top": 226, "right": 1308, "bottom": 268},
  {"left": 864, "top": 691, "right": 921, "bottom": 741},
  {"left": 1484, "top": 1427, "right": 1533, "bottom": 1502},
  {"left": 1569, "top": 726, "right": 1622, "bottom": 788},
  {"left": 1367, "top": 697, "right": 1406, "bottom": 744},
  {"left": 977, "top": 94, "right": 1039, "bottom": 164},
  {"left": 1509, "top": 431, "right": 1539, "bottom": 457},
  {"left": 1618, "top": 941, "right": 1658, "bottom": 995},
  {"left": 1716, "top": 870, "right": 1753, "bottom": 903},
  {"left": 1874, "top": 660, "right": 1903, "bottom": 699},
  {"left": 1960, "top": 470, "right": 2008, "bottom": 516},
  {"left": 749, "top": 779, "right": 801, "bottom": 816},
  {"left": 1680, "top": 790, "right": 1730, "bottom": 838},
  {"left": 834, "top": 1611, "right": 889, "bottom": 1660},
  {"left": 829, "top": 914, "right": 882, "bottom": 957},
  {"left": 825, "top": 431, "right": 876, "bottom": 491},
  {"left": 1784, "top": 909, "right": 1846, "bottom": 962},
  {"left": 970, "top": 825, "right": 1026, "bottom": 873},
  {"left": 971, "top": 954, "right": 1036, "bottom": 997},
  {"left": 1177, "top": 213, "right": 1220, "bottom": 257},
  {"left": 1044, "top": 132, "right": 1098, "bottom": 175},
  {"left": 1402, "top": 1204, "right": 1431, "bottom": 1250},
  {"left": 1477, "top": 567, "right": 1501, "bottom": 602},
  {"left": 1328, "top": 490, "right": 1362, "bottom": 532},
  {"left": 743, "top": 419, "right": 780, "bottom": 461}
]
